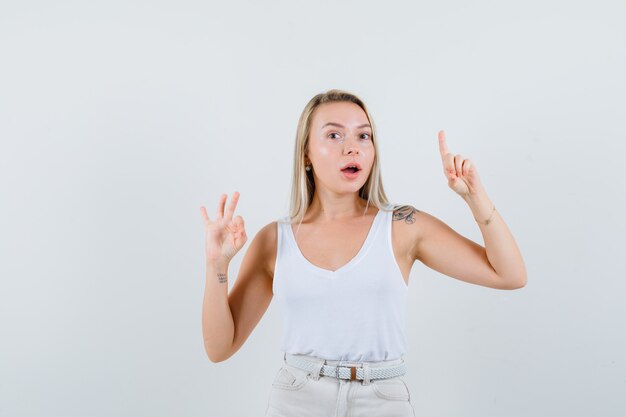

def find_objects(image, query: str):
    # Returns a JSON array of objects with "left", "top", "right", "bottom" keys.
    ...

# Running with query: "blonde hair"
[{"left": 288, "top": 89, "right": 399, "bottom": 225}]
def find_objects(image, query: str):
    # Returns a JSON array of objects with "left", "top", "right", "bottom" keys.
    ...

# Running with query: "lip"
[
  {"left": 340, "top": 162, "right": 362, "bottom": 171},
  {"left": 341, "top": 169, "right": 361, "bottom": 180}
]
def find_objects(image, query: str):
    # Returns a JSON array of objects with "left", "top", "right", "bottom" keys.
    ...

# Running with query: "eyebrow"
[{"left": 320, "top": 122, "right": 372, "bottom": 130}]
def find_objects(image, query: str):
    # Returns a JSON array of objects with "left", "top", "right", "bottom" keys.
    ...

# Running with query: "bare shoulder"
[
  {"left": 391, "top": 204, "right": 422, "bottom": 224},
  {"left": 390, "top": 204, "right": 428, "bottom": 261},
  {"left": 392, "top": 205, "right": 466, "bottom": 263},
  {"left": 252, "top": 220, "right": 278, "bottom": 278}
]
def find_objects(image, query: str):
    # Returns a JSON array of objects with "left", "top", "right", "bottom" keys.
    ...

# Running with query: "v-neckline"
[{"left": 288, "top": 209, "right": 382, "bottom": 276}]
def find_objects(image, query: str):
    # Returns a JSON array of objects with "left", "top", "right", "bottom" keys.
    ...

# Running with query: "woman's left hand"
[{"left": 438, "top": 130, "right": 486, "bottom": 198}]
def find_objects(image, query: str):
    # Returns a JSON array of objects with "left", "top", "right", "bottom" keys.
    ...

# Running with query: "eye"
[
  {"left": 328, "top": 132, "right": 341, "bottom": 139},
  {"left": 360, "top": 133, "right": 371, "bottom": 140}
]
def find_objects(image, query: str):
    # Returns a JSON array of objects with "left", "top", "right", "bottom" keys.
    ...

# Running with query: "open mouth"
[{"left": 340, "top": 162, "right": 362, "bottom": 174}]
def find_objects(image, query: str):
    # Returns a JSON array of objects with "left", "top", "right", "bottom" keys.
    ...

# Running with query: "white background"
[{"left": 1, "top": 0, "right": 625, "bottom": 416}]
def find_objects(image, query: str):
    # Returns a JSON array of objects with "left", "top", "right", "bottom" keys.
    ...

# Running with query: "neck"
[{"left": 306, "top": 193, "right": 371, "bottom": 222}]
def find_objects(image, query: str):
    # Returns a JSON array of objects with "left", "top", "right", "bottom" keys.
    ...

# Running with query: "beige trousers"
[{"left": 264, "top": 353, "right": 416, "bottom": 417}]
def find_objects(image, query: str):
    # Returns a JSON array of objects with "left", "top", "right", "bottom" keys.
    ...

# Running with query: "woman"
[{"left": 200, "top": 89, "right": 527, "bottom": 417}]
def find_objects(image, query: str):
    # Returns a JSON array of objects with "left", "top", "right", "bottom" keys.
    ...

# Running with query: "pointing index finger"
[{"left": 438, "top": 130, "right": 449, "bottom": 158}]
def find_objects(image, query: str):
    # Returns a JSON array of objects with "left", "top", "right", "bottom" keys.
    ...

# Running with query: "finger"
[
  {"left": 224, "top": 191, "right": 240, "bottom": 220},
  {"left": 443, "top": 153, "right": 456, "bottom": 178},
  {"left": 234, "top": 215, "right": 245, "bottom": 233},
  {"left": 200, "top": 206, "right": 210, "bottom": 223},
  {"left": 438, "top": 130, "right": 449, "bottom": 159},
  {"left": 454, "top": 154, "right": 464, "bottom": 177},
  {"left": 462, "top": 159, "right": 472, "bottom": 176},
  {"left": 217, "top": 193, "right": 227, "bottom": 218}
]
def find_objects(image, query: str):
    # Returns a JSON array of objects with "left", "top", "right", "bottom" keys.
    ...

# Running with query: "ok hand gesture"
[
  {"left": 438, "top": 130, "right": 486, "bottom": 198},
  {"left": 200, "top": 192, "right": 247, "bottom": 264}
]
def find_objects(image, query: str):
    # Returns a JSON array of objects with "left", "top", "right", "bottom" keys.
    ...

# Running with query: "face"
[{"left": 305, "top": 101, "right": 375, "bottom": 194}]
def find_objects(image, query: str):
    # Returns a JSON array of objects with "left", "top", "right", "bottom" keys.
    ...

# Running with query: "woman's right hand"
[{"left": 200, "top": 191, "right": 247, "bottom": 264}]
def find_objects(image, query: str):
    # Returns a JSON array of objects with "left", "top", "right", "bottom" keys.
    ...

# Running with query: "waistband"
[
  {"left": 284, "top": 352, "right": 405, "bottom": 367},
  {"left": 283, "top": 352, "right": 407, "bottom": 384}
]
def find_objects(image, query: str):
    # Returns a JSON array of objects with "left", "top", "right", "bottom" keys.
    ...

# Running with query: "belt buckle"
[
  {"left": 348, "top": 366, "right": 357, "bottom": 381},
  {"left": 335, "top": 362, "right": 357, "bottom": 381},
  {"left": 336, "top": 364, "right": 358, "bottom": 381}
]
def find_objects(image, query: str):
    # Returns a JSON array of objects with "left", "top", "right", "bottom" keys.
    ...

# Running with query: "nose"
[{"left": 343, "top": 137, "right": 360, "bottom": 155}]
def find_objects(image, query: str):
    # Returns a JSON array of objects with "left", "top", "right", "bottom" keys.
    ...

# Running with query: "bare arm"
[
  {"left": 406, "top": 202, "right": 526, "bottom": 290},
  {"left": 201, "top": 221, "right": 275, "bottom": 363},
  {"left": 202, "top": 259, "right": 235, "bottom": 362},
  {"left": 461, "top": 191, "right": 527, "bottom": 288},
  {"left": 222, "top": 222, "right": 275, "bottom": 361},
  {"left": 413, "top": 130, "right": 527, "bottom": 290}
]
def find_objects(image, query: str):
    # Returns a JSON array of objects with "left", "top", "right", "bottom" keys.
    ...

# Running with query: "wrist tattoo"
[
  {"left": 393, "top": 205, "right": 420, "bottom": 224},
  {"left": 217, "top": 273, "right": 227, "bottom": 284}
]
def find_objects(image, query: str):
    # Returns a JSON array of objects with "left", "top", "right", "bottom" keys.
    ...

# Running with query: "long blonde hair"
[{"left": 288, "top": 89, "right": 398, "bottom": 224}]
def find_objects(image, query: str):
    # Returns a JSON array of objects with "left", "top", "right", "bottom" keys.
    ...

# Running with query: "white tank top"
[{"left": 272, "top": 205, "right": 409, "bottom": 362}]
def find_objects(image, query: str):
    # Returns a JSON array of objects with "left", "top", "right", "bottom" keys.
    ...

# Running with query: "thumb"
[
  {"left": 234, "top": 215, "right": 246, "bottom": 234},
  {"left": 234, "top": 216, "right": 247, "bottom": 247}
]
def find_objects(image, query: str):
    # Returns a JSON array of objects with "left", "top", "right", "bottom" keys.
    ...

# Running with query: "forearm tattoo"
[
  {"left": 217, "top": 273, "right": 227, "bottom": 284},
  {"left": 392, "top": 205, "right": 420, "bottom": 224}
]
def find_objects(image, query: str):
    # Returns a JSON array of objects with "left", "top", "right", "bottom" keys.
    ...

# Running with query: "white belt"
[{"left": 285, "top": 354, "right": 407, "bottom": 381}]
